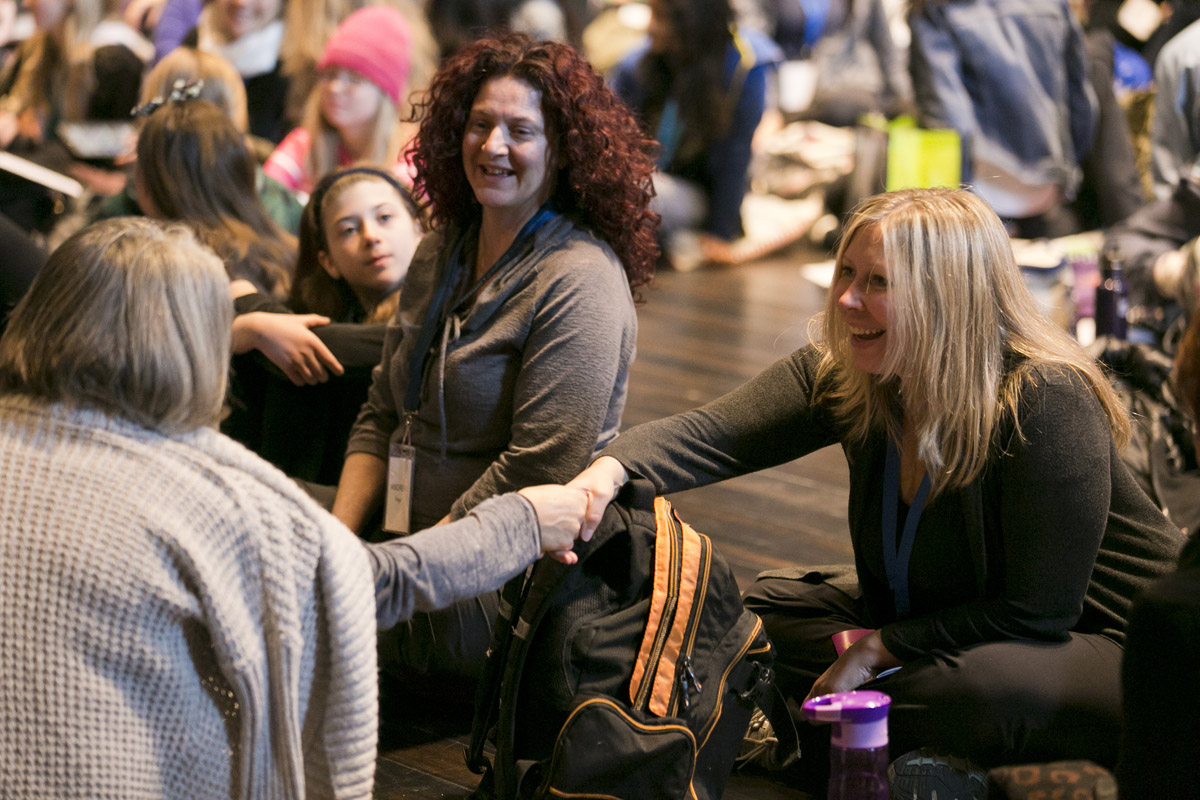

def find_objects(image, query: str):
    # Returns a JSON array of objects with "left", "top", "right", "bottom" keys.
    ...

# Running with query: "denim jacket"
[
  {"left": 909, "top": 0, "right": 1097, "bottom": 218},
  {"left": 1150, "top": 19, "right": 1200, "bottom": 202}
]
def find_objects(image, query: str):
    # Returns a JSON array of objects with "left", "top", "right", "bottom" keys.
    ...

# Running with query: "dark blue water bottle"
[{"left": 1094, "top": 249, "right": 1129, "bottom": 340}]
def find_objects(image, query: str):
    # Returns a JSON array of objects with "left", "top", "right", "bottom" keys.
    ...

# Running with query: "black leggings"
[{"left": 744, "top": 570, "right": 1124, "bottom": 769}]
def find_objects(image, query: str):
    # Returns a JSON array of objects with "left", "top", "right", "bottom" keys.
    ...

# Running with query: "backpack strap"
[
  {"left": 726, "top": 651, "right": 802, "bottom": 769},
  {"left": 465, "top": 570, "right": 530, "bottom": 776},
  {"left": 490, "top": 555, "right": 573, "bottom": 798},
  {"left": 466, "top": 479, "right": 657, "bottom": 799}
]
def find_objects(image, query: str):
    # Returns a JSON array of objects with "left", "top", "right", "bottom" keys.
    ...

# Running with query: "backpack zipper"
[
  {"left": 633, "top": 506, "right": 684, "bottom": 710},
  {"left": 670, "top": 520, "right": 712, "bottom": 714}
]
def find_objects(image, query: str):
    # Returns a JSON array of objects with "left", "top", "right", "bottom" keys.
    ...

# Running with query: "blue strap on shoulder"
[{"left": 881, "top": 435, "right": 932, "bottom": 617}]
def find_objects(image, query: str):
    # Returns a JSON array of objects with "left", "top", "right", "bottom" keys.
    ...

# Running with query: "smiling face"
[
  {"left": 317, "top": 177, "right": 421, "bottom": 312},
  {"left": 214, "top": 0, "right": 281, "bottom": 40},
  {"left": 319, "top": 67, "right": 384, "bottom": 138},
  {"left": 834, "top": 223, "right": 891, "bottom": 375},
  {"left": 461, "top": 75, "right": 558, "bottom": 234}
]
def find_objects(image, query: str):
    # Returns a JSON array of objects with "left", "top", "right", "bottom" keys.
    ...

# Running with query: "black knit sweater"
[{"left": 601, "top": 345, "right": 1184, "bottom": 660}]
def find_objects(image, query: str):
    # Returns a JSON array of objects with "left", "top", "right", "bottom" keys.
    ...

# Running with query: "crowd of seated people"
[{"left": 2, "top": 0, "right": 1200, "bottom": 798}]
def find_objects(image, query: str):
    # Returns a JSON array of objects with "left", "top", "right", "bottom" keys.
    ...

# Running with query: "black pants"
[
  {"left": 1117, "top": 565, "right": 1200, "bottom": 798},
  {"left": 378, "top": 590, "right": 499, "bottom": 683},
  {"left": 744, "top": 569, "right": 1124, "bottom": 769}
]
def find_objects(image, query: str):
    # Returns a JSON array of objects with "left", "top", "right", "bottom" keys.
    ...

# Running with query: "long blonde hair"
[
  {"left": 300, "top": 88, "right": 404, "bottom": 187},
  {"left": 816, "top": 187, "right": 1129, "bottom": 496}
]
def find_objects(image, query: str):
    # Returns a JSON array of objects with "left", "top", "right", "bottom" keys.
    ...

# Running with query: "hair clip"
[{"left": 131, "top": 79, "right": 206, "bottom": 118}]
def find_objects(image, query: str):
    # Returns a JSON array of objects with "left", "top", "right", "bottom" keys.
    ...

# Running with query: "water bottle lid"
[{"left": 801, "top": 690, "right": 891, "bottom": 750}]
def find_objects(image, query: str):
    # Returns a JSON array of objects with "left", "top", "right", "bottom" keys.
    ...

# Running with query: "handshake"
[{"left": 518, "top": 456, "right": 631, "bottom": 565}]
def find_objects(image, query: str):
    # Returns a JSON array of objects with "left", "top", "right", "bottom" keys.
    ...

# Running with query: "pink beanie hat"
[{"left": 318, "top": 6, "right": 412, "bottom": 106}]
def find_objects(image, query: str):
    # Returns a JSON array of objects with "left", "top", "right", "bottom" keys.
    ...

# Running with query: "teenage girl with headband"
[
  {"left": 227, "top": 165, "right": 423, "bottom": 483},
  {"left": 232, "top": 165, "right": 423, "bottom": 381}
]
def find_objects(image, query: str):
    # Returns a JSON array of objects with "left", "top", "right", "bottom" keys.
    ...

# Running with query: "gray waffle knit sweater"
[{"left": 0, "top": 394, "right": 543, "bottom": 799}]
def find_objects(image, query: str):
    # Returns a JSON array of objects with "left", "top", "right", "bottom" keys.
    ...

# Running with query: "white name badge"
[{"left": 384, "top": 442, "right": 415, "bottom": 535}]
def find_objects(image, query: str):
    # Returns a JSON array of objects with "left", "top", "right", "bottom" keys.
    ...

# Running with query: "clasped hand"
[
  {"left": 517, "top": 485, "right": 592, "bottom": 565},
  {"left": 565, "top": 456, "right": 629, "bottom": 541}
]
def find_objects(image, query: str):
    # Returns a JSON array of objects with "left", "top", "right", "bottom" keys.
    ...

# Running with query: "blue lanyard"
[
  {"left": 402, "top": 206, "right": 557, "bottom": 414},
  {"left": 881, "top": 434, "right": 931, "bottom": 617},
  {"left": 654, "top": 98, "right": 681, "bottom": 169}
]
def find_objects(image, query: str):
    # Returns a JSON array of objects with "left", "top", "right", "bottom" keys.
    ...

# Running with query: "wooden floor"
[{"left": 375, "top": 242, "right": 848, "bottom": 799}]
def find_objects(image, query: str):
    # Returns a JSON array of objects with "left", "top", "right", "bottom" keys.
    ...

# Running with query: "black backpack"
[{"left": 465, "top": 479, "right": 797, "bottom": 800}]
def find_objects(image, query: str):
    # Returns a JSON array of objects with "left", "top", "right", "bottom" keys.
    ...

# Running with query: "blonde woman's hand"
[
  {"left": 517, "top": 485, "right": 591, "bottom": 565},
  {"left": 232, "top": 311, "right": 344, "bottom": 386},
  {"left": 565, "top": 456, "right": 629, "bottom": 541},
  {"left": 804, "top": 631, "right": 901, "bottom": 704}
]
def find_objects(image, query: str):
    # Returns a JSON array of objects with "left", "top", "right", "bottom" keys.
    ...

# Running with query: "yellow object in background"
[{"left": 884, "top": 116, "right": 961, "bottom": 192}]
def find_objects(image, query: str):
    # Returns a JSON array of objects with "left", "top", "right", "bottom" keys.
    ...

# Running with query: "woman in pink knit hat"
[{"left": 264, "top": 5, "right": 416, "bottom": 197}]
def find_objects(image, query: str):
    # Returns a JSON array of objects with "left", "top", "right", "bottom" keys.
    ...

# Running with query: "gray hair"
[{"left": 0, "top": 218, "right": 231, "bottom": 433}]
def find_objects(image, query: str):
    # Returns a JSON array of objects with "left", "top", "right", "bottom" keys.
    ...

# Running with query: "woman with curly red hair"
[{"left": 331, "top": 33, "right": 657, "bottom": 681}]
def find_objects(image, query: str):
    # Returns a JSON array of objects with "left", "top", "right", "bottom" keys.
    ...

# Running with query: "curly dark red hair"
[{"left": 410, "top": 33, "right": 659, "bottom": 289}]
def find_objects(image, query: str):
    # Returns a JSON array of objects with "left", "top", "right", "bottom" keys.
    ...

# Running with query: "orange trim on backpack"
[
  {"left": 648, "top": 500, "right": 703, "bottom": 717},
  {"left": 629, "top": 498, "right": 675, "bottom": 705}
]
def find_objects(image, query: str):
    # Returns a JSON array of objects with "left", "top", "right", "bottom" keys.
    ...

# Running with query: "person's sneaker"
[
  {"left": 888, "top": 747, "right": 986, "bottom": 800},
  {"left": 735, "top": 708, "right": 800, "bottom": 770}
]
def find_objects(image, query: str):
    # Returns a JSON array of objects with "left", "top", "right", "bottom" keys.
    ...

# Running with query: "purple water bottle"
[{"left": 802, "top": 690, "right": 891, "bottom": 800}]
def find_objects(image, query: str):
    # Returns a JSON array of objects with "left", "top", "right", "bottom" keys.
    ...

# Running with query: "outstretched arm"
[
  {"left": 366, "top": 486, "right": 588, "bottom": 629},
  {"left": 598, "top": 347, "right": 840, "bottom": 492}
]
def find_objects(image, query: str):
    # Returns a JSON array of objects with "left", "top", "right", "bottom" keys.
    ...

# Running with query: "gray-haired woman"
[{"left": 0, "top": 217, "right": 586, "bottom": 800}]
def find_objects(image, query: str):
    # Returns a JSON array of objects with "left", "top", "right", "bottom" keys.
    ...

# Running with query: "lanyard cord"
[
  {"left": 402, "top": 206, "right": 557, "bottom": 414},
  {"left": 881, "top": 433, "right": 932, "bottom": 617}
]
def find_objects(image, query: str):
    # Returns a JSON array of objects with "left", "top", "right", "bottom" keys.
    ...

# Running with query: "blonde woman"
[
  {"left": 0, "top": 216, "right": 587, "bottom": 799},
  {"left": 278, "top": 0, "right": 435, "bottom": 126},
  {"left": 569, "top": 188, "right": 1183, "bottom": 786},
  {"left": 264, "top": 5, "right": 417, "bottom": 196}
]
